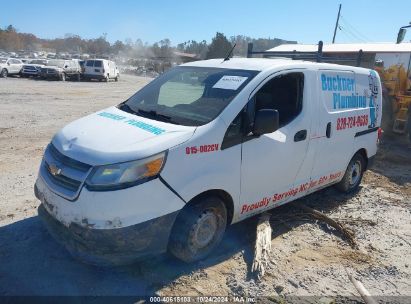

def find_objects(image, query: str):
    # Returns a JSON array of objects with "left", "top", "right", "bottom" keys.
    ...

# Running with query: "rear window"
[
  {"left": 86, "top": 60, "right": 94, "bottom": 67},
  {"left": 94, "top": 61, "right": 102, "bottom": 67}
]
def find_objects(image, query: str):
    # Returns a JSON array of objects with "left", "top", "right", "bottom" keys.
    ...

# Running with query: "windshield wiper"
[
  {"left": 137, "top": 109, "right": 173, "bottom": 122},
  {"left": 118, "top": 103, "right": 181, "bottom": 125},
  {"left": 118, "top": 102, "right": 136, "bottom": 114}
]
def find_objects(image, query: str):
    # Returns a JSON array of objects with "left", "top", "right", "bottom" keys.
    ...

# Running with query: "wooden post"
[
  {"left": 252, "top": 213, "right": 272, "bottom": 280},
  {"left": 332, "top": 4, "right": 342, "bottom": 43}
]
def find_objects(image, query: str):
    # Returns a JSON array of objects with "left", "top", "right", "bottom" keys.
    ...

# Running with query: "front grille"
[
  {"left": 45, "top": 163, "right": 82, "bottom": 191},
  {"left": 24, "top": 66, "right": 37, "bottom": 71},
  {"left": 41, "top": 144, "right": 92, "bottom": 200},
  {"left": 48, "top": 144, "right": 91, "bottom": 172}
]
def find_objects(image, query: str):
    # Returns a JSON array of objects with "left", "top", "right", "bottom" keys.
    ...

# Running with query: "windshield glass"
[
  {"left": 122, "top": 66, "right": 259, "bottom": 126},
  {"left": 47, "top": 60, "right": 65, "bottom": 67}
]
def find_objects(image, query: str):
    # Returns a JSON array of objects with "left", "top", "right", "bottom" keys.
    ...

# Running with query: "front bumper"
[
  {"left": 38, "top": 203, "right": 178, "bottom": 265},
  {"left": 22, "top": 70, "right": 39, "bottom": 76},
  {"left": 34, "top": 171, "right": 185, "bottom": 265},
  {"left": 40, "top": 72, "right": 60, "bottom": 79}
]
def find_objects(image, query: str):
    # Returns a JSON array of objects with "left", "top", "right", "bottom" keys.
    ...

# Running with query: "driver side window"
[
  {"left": 254, "top": 72, "right": 304, "bottom": 127},
  {"left": 221, "top": 72, "right": 304, "bottom": 150}
]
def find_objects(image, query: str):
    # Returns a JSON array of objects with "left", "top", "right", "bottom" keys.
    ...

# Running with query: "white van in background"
[
  {"left": 83, "top": 59, "right": 119, "bottom": 82},
  {"left": 34, "top": 58, "right": 382, "bottom": 265}
]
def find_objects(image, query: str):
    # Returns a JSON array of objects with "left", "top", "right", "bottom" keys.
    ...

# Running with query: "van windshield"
[{"left": 121, "top": 66, "right": 259, "bottom": 126}]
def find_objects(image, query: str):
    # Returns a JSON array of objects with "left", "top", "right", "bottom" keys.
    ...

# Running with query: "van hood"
[{"left": 52, "top": 106, "right": 196, "bottom": 166}]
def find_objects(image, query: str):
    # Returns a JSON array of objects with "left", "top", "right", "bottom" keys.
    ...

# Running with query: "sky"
[{"left": 2, "top": 0, "right": 411, "bottom": 45}]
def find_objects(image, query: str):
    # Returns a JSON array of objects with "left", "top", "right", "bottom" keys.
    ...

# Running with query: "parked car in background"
[
  {"left": 0, "top": 58, "right": 23, "bottom": 78},
  {"left": 21, "top": 59, "right": 48, "bottom": 77},
  {"left": 83, "top": 59, "right": 119, "bottom": 82},
  {"left": 40, "top": 59, "right": 81, "bottom": 81}
]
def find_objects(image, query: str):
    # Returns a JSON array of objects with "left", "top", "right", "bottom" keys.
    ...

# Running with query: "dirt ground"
[{"left": 0, "top": 75, "right": 410, "bottom": 302}]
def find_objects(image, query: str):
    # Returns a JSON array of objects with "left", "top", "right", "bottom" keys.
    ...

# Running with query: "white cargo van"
[
  {"left": 34, "top": 58, "right": 382, "bottom": 265},
  {"left": 83, "top": 59, "right": 119, "bottom": 82}
]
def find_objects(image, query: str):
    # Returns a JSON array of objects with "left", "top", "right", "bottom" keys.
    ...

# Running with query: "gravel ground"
[{"left": 0, "top": 75, "right": 410, "bottom": 302}]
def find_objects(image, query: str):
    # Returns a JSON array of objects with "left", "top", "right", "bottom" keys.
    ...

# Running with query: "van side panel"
[
  {"left": 351, "top": 70, "right": 382, "bottom": 160},
  {"left": 309, "top": 70, "right": 360, "bottom": 191}
]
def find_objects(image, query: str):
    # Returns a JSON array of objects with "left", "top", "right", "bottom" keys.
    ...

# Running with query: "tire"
[
  {"left": 60, "top": 73, "right": 66, "bottom": 81},
  {"left": 168, "top": 196, "right": 227, "bottom": 263},
  {"left": 0, "top": 68, "right": 8, "bottom": 78},
  {"left": 115, "top": 75, "right": 119, "bottom": 82},
  {"left": 336, "top": 153, "right": 366, "bottom": 193}
]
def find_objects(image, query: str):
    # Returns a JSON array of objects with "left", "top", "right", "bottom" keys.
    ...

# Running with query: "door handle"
[
  {"left": 326, "top": 122, "right": 332, "bottom": 138},
  {"left": 294, "top": 129, "right": 307, "bottom": 142}
]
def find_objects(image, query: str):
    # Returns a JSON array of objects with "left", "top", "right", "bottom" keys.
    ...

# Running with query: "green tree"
[
  {"left": 206, "top": 32, "right": 232, "bottom": 59},
  {"left": 177, "top": 40, "right": 208, "bottom": 59},
  {"left": 112, "top": 40, "right": 125, "bottom": 54}
]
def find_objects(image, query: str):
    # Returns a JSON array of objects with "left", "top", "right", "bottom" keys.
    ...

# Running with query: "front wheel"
[
  {"left": 336, "top": 153, "right": 365, "bottom": 193},
  {"left": 168, "top": 196, "right": 227, "bottom": 263},
  {"left": 0, "top": 68, "right": 8, "bottom": 78}
]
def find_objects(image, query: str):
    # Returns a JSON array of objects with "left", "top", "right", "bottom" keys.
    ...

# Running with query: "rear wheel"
[
  {"left": 0, "top": 68, "right": 8, "bottom": 78},
  {"left": 336, "top": 153, "right": 365, "bottom": 193},
  {"left": 168, "top": 196, "right": 227, "bottom": 263}
]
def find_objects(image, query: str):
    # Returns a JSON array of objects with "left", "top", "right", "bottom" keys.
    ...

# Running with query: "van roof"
[{"left": 182, "top": 58, "right": 372, "bottom": 73}]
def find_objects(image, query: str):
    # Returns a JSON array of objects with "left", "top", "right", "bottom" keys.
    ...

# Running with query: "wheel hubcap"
[
  {"left": 348, "top": 161, "right": 361, "bottom": 186},
  {"left": 192, "top": 211, "right": 218, "bottom": 249}
]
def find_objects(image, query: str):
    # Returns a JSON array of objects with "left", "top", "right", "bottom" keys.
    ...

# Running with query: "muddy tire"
[
  {"left": 0, "top": 68, "right": 8, "bottom": 78},
  {"left": 168, "top": 196, "right": 227, "bottom": 263},
  {"left": 336, "top": 153, "right": 365, "bottom": 193}
]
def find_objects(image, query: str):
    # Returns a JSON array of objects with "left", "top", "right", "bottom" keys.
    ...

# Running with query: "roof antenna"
[{"left": 222, "top": 43, "right": 236, "bottom": 62}]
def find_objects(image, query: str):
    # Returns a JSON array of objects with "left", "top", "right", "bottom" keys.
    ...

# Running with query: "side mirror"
[{"left": 253, "top": 109, "right": 279, "bottom": 136}]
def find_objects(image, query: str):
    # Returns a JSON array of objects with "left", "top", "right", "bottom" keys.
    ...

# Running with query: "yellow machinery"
[{"left": 377, "top": 64, "right": 411, "bottom": 134}]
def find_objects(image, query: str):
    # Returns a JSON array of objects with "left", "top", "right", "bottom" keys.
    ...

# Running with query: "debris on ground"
[{"left": 251, "top": 213, "right": 272, "bottom": 280}]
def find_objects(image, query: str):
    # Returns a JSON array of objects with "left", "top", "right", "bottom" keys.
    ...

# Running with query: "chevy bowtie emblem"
[{"left": 49, "top": 163, "right": 62, "bottom": 176}]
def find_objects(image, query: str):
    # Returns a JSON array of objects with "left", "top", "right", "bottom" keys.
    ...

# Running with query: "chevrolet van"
[{"left": 35, "top": 58, "right": 382, "bottom": 265}]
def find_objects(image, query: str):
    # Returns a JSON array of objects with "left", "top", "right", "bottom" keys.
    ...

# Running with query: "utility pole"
[{"left": 332, "top": 4, "right": 342, "bottom": 44}]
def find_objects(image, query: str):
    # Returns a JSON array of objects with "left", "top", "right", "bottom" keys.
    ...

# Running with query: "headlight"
[{"left": 85, "top": 152, "right": 166, "bottom": 190}]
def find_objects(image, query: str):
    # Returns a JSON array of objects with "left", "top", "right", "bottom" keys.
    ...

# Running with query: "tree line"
[{"left": 0, "top": 25, "right": 296, "bottom": 59}]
